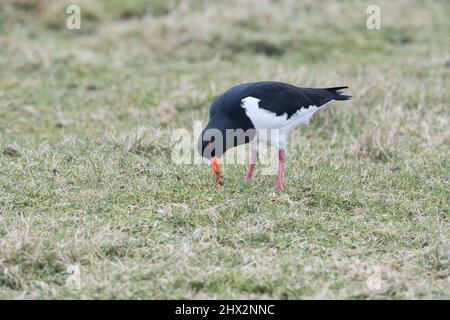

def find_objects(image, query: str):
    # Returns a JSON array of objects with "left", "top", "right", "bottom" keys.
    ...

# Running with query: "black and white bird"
[{"left": 198, "top": 81, "right": 351, "bottom": 190}]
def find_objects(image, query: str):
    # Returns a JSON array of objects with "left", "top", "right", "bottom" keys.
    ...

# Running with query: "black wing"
[
  {"left": 245, "top": 82, "right": 351, "bottom": 118},
  {"left": 209, "top": 81, "right": 351, "bottom": 121}
]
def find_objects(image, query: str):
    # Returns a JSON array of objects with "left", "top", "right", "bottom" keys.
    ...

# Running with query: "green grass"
[{"left": 0, "top": 0, "right": 449, "bottom": 299}]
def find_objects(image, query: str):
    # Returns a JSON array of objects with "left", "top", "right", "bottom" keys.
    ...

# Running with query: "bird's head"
[
  {"left": 197, "top": 117, "right": 230, "bottom": 187},
  {"left": 198, "top": 116, "right": 256, "bottom": 187},
  {"left": 198, "top": 115, "right": 238, "bottom": 159},
  {"left": 198, "top": 130, "right": 228, "bottom": 160}
]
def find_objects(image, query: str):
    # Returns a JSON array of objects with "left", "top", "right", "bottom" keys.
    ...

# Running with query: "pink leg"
[
  {"left": 245, "top": 149, "right": 258, "bottom": 182},
  {"left": 276, "top": 148, "right": 286, "bottom": 191}
]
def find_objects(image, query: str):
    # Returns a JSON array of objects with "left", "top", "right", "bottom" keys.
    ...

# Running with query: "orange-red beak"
[{"left": 210, "top": 156, "right": 223, "bottom": 187}]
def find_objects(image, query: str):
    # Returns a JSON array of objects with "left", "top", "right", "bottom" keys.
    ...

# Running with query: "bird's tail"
[{"left": 326, "top": 86, "right": 352, "bottom": 101}]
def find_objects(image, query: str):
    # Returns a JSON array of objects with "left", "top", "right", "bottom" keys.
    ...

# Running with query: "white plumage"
[{"left": 241, "top": 96, "right": 322, "bottom": 148}]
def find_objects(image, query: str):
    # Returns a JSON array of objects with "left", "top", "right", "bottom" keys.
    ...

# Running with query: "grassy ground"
[{"left": 0, "top": 0, "right": 449, "bottom": 299}]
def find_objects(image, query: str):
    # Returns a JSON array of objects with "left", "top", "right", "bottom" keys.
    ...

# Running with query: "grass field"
[{"left": 0, "top": 0, "right": 449, "bottom": 299}]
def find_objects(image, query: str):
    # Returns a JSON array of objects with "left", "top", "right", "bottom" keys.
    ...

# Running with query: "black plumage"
[
  {"left": 198, "top": 81, "right": 351, "bottom": 190},
  {"left": 210, "top": 81, "right": 351, "bottom": 119},
  {"left": 199, "top": 81, "right": 351, "bottom": 158}
]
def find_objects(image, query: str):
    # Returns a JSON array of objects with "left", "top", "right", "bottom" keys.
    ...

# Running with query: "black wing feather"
[
  {"left": 251, "top": 82, "right": 351, "bottom": 118},
  {"left": 210, "top": 81, "right": 351, "bottom": 121}
]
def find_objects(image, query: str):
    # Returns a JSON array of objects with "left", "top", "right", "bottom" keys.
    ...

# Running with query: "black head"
[{"left": 197, "top": 116, "right": 255, "bottom": 159}]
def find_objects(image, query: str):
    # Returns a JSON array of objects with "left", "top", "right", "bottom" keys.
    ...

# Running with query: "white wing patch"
[
  {"left": 241, "top": 97, "right": 287, "bottom": 129},
  {"left": 241, "top": 96, "right": 320, "bottom": 134}
]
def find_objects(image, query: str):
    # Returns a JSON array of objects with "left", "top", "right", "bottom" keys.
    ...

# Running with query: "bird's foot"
[
  {"left": 215, "top": 175, "right": 224, "bottom": 188},
  {"left": 244, "top": 164, "right": 256, "bottom": 182},
  {"left": 276, "top": 180, "right": 284, "bottom": 191},
  {"left": 244, "top": 175, "right": 252, "bottom": 182}
]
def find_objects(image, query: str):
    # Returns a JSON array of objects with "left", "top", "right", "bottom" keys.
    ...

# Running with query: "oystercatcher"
[{"left": 198, "top": 81, "right": 351, "bottom": 190}]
